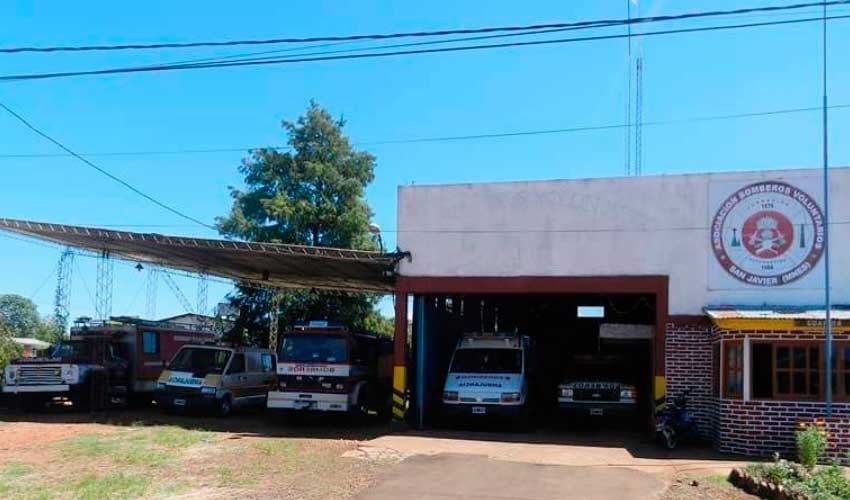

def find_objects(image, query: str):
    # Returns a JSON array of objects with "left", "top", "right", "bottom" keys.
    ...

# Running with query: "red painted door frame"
[{"left": 392, "top": 275, "right": 669, "bottom": 388}]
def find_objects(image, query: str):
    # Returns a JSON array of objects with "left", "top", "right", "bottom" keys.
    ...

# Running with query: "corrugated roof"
[{"left": 0, "top": 218, "right": 407, "bottom": 293}]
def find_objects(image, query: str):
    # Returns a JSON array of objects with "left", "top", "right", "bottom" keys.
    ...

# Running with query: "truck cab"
[
  {"left": 557, "top": 354, "right": 639, "bottom": 419},
  {"left": 267, "top": 322, "right": 393, "bottom": 417},
  {"left": 2, "top": 317, "right": 215, "bottom": 411},
  {"left": 441, "top": 332, "right": 532, "bottom": 421}
]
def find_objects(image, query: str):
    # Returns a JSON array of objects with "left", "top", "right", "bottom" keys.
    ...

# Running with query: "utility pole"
[
  {"left": 53, "top": 248, "right": 74, "bottom": 334},
  {"left": 821, "top": 2, "right": 833, "bottom": 417},
  {"left": 95, "top": 250, "right": 113, "bottom": 320},
  {"left": 624, "top": 0, "right": 633, "bottom": 176},
  {"left": 635, "top": 56, "right": 644, "bottom": 176}
]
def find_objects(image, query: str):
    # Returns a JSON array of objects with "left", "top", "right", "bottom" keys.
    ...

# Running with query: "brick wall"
[
  {"left": 717, "top": 400, "right": 850, "bottom": 463},
  {"left": 665, "top": 321, "right": 715, "bottom": 439},
  {"left": 665, "top": 322, "right": 850, "bottom": 462},
  {"left": 821, "top": 418, "right": 850, "bottom": 464}
]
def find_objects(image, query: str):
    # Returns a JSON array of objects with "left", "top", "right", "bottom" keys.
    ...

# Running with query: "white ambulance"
[{"left": 441, "top": 332, "right": 532, "bottom": 422}]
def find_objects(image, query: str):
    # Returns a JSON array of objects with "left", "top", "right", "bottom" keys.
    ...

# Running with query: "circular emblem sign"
[{"left": 711, "top": 181, "right": 825, "bottom": 286}]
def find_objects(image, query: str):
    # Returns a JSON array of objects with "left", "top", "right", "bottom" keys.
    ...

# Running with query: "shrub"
[
  {"left": 796, "top": 423, "right": 828, "bottom": 470},
  {"left": 789, "top": 465, "right": 850, "bottom": 500},
  {"left": 744, "top": 454, "right": 799, "bottom": 487}
]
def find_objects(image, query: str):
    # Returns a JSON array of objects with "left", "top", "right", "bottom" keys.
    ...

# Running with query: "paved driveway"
[
  {"left": 351, "top": 429, "right": 746, "bottom": 500},
  {"left": 355, "top": 453, "right": 665, "bottom": 500}
]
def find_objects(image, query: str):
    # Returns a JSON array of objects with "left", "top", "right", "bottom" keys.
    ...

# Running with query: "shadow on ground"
[{"left": 0, "top": 396, "right": 742, "bottom": 463}]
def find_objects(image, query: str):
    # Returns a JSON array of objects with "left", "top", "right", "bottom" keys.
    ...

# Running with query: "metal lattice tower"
[
  {"left": 635, "top": 56, "right": 644, "bottom": 176},
  {"left": 95, "top": 250, "right": 114, "bottom": 320},
  {"left": 145, "top": 267, "right": 158, "bottom": 319},
  {"left": 196, "top": 271, "right": 209, "bottom": 315},
  {"left": 53, "top": 248, "right": 74, "bottom": 333},
  {"left": 161, "top": 271, "right": 194, "bottom": 314},
  {"left": 269, "top": 292, "right": 281, "bottom": 352}
]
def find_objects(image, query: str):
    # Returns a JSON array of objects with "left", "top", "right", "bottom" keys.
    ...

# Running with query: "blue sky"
[{"left": 0, "top": 1, "right": 847, "bottom": 324}]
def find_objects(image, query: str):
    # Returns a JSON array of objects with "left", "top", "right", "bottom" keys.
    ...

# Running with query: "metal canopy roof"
[{"left": 0, "top": 218, "right": 406, "bottom": 293}]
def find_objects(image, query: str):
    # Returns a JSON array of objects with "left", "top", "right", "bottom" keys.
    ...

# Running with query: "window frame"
[
  {"left": 770, "top": 342, "right": 821, "bottom": 400},
  {"left": 723, "top": 340, "right": 744, "bottom": 399},
  {"left": 830, "top": 342, "right": 850, "bottom": 402},
  {"left": 227, "top": 353, "right": 246, "bottom": 375},
  {"left": 142, "top": 331, "right": 160, "bottom": 356},
  {"left": 261, "top": 353, "right": 275, "bottom": 373}
]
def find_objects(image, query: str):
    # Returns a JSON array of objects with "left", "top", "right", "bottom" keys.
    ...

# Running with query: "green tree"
[
  {"left": 0, "top": 294, "right": 41, "bottom": 334},
  {"left": 217, "top": 101, "right": 385, "bottom": 346},
  {"left": 0, "top": 323, "right": 23, "bottom": 373},
  {"left": 0, "top": 294, "right": 61, "bottom": 344}
]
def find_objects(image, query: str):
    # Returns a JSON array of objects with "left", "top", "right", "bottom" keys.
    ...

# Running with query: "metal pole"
[{"left": 821, "top": 1, "right": 833, "bottom": 417}]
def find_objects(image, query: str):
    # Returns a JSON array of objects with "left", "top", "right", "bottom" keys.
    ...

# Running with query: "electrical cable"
[
  {"left": 1, "top": 1, "right": 846, "bottom": 54},
  {"left": 0, "top": 101, "right": 216, "bottom": 230},
  {"left": 3, "top": 14, "right": 848, "bottom": 83},
  {"left": 1, "top": 102, "right": 848, "bottom": 159},
  {"left": 27, "top": 263, "right": 58, "bottom": 300}
]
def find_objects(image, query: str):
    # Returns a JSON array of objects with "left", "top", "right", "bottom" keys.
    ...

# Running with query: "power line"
[
  {"left": 3, "top": 13, "right": 850, "bottom": 83},
  {"left": 1, "top": 102, "right": 848, "bottom": 160},
  {"left": 2, "top": 1, "right": 847, "bottom": 54},
  {"left": 0, "top": 101, "right": 216, "bottom": 230}
]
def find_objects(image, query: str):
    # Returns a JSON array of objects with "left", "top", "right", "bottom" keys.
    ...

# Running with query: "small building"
[
  {"left": 10, "top": 337, "right": 52, "bottom": 358},
  {"left": 389, "top": 166, "right": 850, "bottom": 461},
  {"left": 157, "top": 313, "right": 230, "bottom": 333}
]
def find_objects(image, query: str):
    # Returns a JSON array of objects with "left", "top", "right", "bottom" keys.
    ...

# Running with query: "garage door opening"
[{"left": 410, "top": 292, "right": 657, "bottom": 430}]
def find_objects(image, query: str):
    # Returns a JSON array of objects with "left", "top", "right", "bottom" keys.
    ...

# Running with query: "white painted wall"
[{"left": 396, "top": 168, "right": 850, "bottom": 315}]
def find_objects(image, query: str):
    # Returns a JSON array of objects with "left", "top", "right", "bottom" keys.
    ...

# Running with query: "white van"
[
  {"left": 156, "top": 345, "right": 277, "bottom": 417},
  {"left": 441, "top": 333, "right": 531, "bottom": 421}
]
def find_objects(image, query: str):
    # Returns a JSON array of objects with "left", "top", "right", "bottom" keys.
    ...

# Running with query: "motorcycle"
[{"left": 655, "top": 389, "right": 697, "bottom": 449}]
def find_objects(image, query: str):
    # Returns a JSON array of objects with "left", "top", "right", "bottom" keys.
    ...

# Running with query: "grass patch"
[
  {"left": 252, "top": 439, "right": 299, "bottom": 457},
  {"left": 0, "top": 461, "right": 34, "bottom": 480},
  {"left": 61, "top": 426, "right": 215, "bottom": 468},
  {"left": 70, "top": 472, "right": 151, "bottom": 500},
  {"left": 0, "top": 461, "right": 35, "bottom": 498},
  {"left": 702, "top": 473, "right": 733, "bottom": 487}
]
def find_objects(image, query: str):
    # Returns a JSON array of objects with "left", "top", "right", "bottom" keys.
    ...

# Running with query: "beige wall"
[{"left": 397, "top": 167, "right": 850, "bottom": 315}]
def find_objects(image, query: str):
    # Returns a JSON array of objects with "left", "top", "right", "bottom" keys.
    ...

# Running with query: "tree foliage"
[
  {"left": 0, "top": 294, "right": 62, "bottom": 344},
  {"left": 217, "top": 101, "right": 388, "bottom": 346},
  {"left": 0, "top": 323, "right": 23, "bottom": 373}
]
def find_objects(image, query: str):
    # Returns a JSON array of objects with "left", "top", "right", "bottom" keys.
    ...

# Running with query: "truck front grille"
[
  {"left": 573, "top": 388, "right": 619, "bottom": 402},
  {"left": 17, "top": 366, "right": 63, "bottom": 385}
]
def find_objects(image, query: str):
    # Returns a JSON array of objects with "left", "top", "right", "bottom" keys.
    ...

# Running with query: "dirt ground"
[
  {"left": 0, "top": 407, "right": 396, "bottom": 500},
  {"left": 0, "top": 405, "right": 754, "bottom": 500}
]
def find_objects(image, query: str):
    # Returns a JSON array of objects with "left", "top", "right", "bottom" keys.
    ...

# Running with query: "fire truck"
[
  {"left": 267, "top": 322, "right": 393, "bottom": 418},
  {"left": 2, "top": 317, "right": 216, "bottom": 411}
]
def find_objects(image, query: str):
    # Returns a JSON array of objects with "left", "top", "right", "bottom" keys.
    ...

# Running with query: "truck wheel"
[{"left": 217, "top": 395, "right": 232, "bottom": 418}]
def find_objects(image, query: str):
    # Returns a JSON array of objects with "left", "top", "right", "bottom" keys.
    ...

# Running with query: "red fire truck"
[
  {"left": 267, "top": 322, "right": 393, "bottom": 418},
  {"left": 2, "top": 317, "right": 216, "bottom": 411}
]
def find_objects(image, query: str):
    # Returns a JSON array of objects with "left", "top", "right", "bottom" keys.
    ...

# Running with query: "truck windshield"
[
  {"left": 450, "top": 348, "right": 522, "bottom": 374},
  {"left": 280, "top": 335, "right": 348, "bottom": 363},
  {"left": 52, "top": 341, "right": 91, "bottom": 361},
  {"left": 566, "top": 355, "right": 635, "bottom": 383},
  {"left": 169, "top": 348, "right": 232, "bottom": 375}
]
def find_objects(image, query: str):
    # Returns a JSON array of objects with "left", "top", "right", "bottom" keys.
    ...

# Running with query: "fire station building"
[{"left": 390, "top": 167, "right": 850, "bottom": 460}]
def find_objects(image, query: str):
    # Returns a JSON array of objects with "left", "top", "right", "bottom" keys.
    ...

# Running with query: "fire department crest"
[{"left": 711, "top": 180, "right": 825, "bottom": 286}]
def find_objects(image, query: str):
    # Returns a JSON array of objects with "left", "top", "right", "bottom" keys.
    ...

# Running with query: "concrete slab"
[
  {"left": 350, "top": 430, "right": 747, "bottom": 475},
  {"left": 355, "top": 453, "right": 666, "bottom": 500}
]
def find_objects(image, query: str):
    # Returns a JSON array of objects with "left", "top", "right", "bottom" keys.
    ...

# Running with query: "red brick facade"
[
  {"left": 665, "top": 320, "right": 850, "bottom": 464},
  {"left": 665, "top": 320, "right": 716, "bottom": 439}
]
